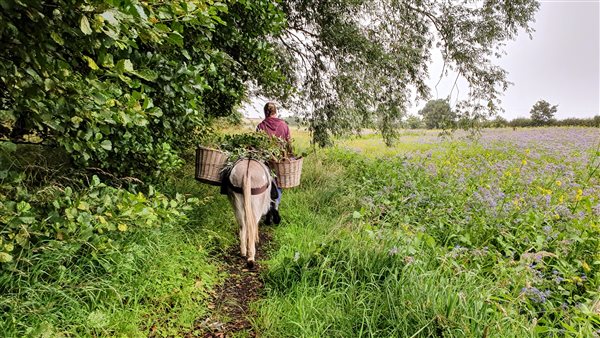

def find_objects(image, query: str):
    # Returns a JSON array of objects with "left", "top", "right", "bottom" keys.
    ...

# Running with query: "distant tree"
[
  {"left": 509, "top": 117, "right": 534, "bottom": 128},
  {"left": 530, "top": 100, "right": 558, "bottom": 126},
  {"left": 404, "top": 115, "right": 424, "bottom": 129},
  {"left": 490, "top": 116, "right": 508, "bottom": 128},
  {"left": 418, "top": 99, "right": 456, "bottom": 129}
]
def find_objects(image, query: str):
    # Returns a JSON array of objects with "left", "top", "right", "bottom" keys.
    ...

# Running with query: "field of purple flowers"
[
  {"left": 259, "top": 127, "right": 599, "bottom": 337},
  {"left": 367, "top": 127, "right": 599, "bottom": 333}
]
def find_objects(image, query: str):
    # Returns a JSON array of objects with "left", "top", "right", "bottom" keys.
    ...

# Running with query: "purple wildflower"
[{"left": 521, "top": 287, "right": 551, "bottom": 303}]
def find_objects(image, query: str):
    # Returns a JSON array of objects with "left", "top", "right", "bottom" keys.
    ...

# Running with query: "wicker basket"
[
  {"left": 268, "top": 157, "right": 303, "bottom": 188},
  {"left": 195, "top": 146, "right": 227, "bottom": 186}
]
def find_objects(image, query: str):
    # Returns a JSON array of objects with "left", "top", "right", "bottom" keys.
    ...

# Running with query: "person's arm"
[
  {"left": 284, "top": 124, "right": 291, "bottom": 143},
  {"left": 284, "top": 124, "right": 293, "bottom": 156}
]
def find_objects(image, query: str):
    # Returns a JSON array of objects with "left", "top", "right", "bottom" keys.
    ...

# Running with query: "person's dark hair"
[{"left": 264, "top": 102, "right": 277, "bottom": 117}]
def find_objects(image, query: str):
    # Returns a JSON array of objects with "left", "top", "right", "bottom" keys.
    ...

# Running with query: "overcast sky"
[
  {"left": 425, "top": 0, "right": 600, "bottom": 120},
  {"left": 245, "top": 1, "right": 600, "bottom": 120}
]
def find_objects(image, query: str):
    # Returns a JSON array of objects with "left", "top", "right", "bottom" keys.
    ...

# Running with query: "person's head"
[{"left": 264, "top": 102, "right": 277, "bottom": 118}]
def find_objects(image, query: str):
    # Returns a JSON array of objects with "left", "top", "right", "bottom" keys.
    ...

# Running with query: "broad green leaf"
[
  {"left": 167, "top": 32, "right": 183, "bottom": 47},
  {"left": 132, "top": 69, "right": 158, "bottom": 81},
  {"left": 44, "top": 78, "right": 54, "bottom": 91},
  {"left": 80, "top": 16, "right": 92, "bottom": 35},
  {"left": 134, "top": 4, "right": 147, "bottom": 20},
  {"left": 123, "top": 59, "right": 134, "bottom": 72},
  {"left": 117, "top": 59, "right": 134, "bottom": 73},
  {"left": 50, "top": 31, "right": 64, "bottom": 45},
  {"left": 82, "top": 56, "right": 99, "bottom": 70},
  {"left": 0, "top": 141, "right": 17, "bottom": 153},
  {"left": 0, "top": 253, "right": 13, "bottom": 263},
  {"left": 100, "top": 140, "right": 112, "bottom": 150}
]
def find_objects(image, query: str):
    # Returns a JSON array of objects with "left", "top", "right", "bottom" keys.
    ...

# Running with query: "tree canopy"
[
  {"left": 278, "top": 0, "right": 540, "bottom": 145},
  {"left": 418, "top": 99, "right": 455, "bottom": 129},
  {"left": 0, "top": 0, "right": 290, "bottom": 178},
  {"left": 1, "top": 0, "right": 541, "bottom": 178},
  {"left": 530, "top": 100, "right": 558, "bottom": 126}
]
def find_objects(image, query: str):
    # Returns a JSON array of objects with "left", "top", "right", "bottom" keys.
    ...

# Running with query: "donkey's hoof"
[
  {"left": 246, "top": 260, "right": 256, "bottom": 270},
  {"left": 263, "top": 209, "right": 273, "bottom": 225},
  {"left": 272, "top": 208, "right": 281, "bottom": 225}
]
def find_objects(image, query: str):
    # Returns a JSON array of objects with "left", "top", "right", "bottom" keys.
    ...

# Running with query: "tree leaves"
[
  {"left": 0, "top": 142, "right": 17, "bottom": 153},
  {"left": 83, "top": 56, "right": 99, "bottom": 70},
  {"left": 80, "top": 16, "right": 92, "bottom": 35},
  {"left": 279, "top": 0, "right": 540, "bottom": 146},
  {"left": 0, "top": 1, "right": 295, "bottom": 178},
  {"left": 116, "top": 59, "right": 134, "bottom": 73},
  {"left": 50, "top": 31, "right": 64, "bottom": 45},
  {"left": 100, "top": 140, "right": 112, "bottom": 151}
]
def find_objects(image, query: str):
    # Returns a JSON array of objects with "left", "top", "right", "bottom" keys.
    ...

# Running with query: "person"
[{"left": 256, "top": 102, "right": 290, "bottom": 225}]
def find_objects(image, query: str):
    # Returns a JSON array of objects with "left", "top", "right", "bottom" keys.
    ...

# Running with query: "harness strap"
[
  {"left": 228, "top": 180, "right": 270, "bottom": 195},
  {"left": 227, "top": 158, "right": 271, "bottom": 195}
]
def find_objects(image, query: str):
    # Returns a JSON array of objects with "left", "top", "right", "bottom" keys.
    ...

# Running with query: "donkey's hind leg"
[
  {"left": 246, "top": 213, "right": 258, "bottom": 265},
  {"left": 233, "top": 196, "right": 247, "bottom": 258},
  {"left": 246, "top": 194, "right": 269, "bottom": 268},
  {"left": 239, "top": 225, "right": 247, "bottom": 258}
]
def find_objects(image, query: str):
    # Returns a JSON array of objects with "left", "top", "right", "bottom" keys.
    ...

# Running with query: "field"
[
  {"left": 253, "top": 126, "right": 600, "bottom": 337},
  {"left": 1, "top": 126, "right": 598, "bottom": 337}
]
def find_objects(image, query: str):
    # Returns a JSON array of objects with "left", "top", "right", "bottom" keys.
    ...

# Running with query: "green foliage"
[
  {"left": 279, "top": 0, "right": 539, "bottom": 145},
  {"left": 505, "top": 116, "right": 599, "bottom": 128},
  {"left": 418, "top": 99, "right": 456, "bottom": 129},
  {"left": 256, "top": 133, "right": 600, "bottom": 336},
  {"left": 221, "top": 132, "right": 287, "bottom": 163},
  {"left": 554, "top": 116, "right": 600, "bottom": 128},
  {"left": 403, "top": 114, "right": 424, "bottom": 129},
  {"left": 481, "top": 115, "right": 509, "bottom": 128},
  {"left": 201, "top": 131, "right": 297, "bottom": 163},
  {"left": 0, "top": 0, "right": 290, "bottom": 178},
  {"left": 509, "top": 117, "right": 536, "bottom": 128},
  {"left": 0, "top": 168, "right": 193, "bottom": 271},
  {"left": 0, "top": 144, "right": 232, "bottom": 336},
  {"left": 530, "top": 100, "right": 558, "bottom": 126},
  {"left": 0, "top": 205, "right": 220, "bottom": 337}
]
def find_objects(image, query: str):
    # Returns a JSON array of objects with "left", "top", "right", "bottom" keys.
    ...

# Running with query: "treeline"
[
  {"left": 485, "top": 116, "right": 600, "bottom": 128},
  {"left": 402, "top": 115, "right": 600, "bottom": 129},
  {"left": 405, "top": 99, "right": 599, "bottom": 129}
]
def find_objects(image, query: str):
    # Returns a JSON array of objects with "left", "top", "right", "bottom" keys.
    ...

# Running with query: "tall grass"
[
  {"left": 254, "top": 128, "right": 600, "bottom": 337},
  {"left": 0, "top": 153, "right": 234, "bottom": 336}
]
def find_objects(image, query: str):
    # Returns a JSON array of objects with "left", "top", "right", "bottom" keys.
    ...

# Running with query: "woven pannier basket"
[
  {"left": 195, "top": 146, "right": 227, "bottom": 186},
  {"left": 268, "top": 157, "right": 303, "bottom": 188}
]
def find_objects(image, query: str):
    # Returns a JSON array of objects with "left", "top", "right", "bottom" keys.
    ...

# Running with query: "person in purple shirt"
[
  {"left": 257, "top": 102, "right": 290, "bottom": 225},
  {"left": 257, "top": 102, "right": 290, "bottom": 142}
]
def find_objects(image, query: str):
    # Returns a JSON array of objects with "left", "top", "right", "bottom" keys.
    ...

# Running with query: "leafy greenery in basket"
[
  {"left": 199, "top": 132, "right": 301, "bottom": 168},
  {"left": 221, "top": 133, "right": 287, "bottom": 164}
]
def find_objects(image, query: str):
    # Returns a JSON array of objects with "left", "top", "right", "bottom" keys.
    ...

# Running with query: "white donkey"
[{"left": 227, "top": 159, "right": 273, "bottom": 269}]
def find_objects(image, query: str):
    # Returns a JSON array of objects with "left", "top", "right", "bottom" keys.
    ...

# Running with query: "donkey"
[{"left": 226, "top": 159, "right": 273, "bottom": 269}]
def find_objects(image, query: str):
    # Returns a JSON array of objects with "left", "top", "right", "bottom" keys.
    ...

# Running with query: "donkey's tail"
[{"left": 242, "top": 163, "right": 258, "bottom": 251}]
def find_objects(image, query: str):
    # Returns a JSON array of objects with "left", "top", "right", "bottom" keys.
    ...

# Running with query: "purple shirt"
[{"left": 257, "top": 117, "right": 291, "bottom": 142}]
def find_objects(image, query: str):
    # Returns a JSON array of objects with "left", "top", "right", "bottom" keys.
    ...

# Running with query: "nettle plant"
[{"left": 0, "top": 0, "right": 291, "bottom": 179}]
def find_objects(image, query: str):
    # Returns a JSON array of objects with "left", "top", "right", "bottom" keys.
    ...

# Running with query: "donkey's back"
[{"left": 227, "top": 159, "right": 272, "bottom": 268}]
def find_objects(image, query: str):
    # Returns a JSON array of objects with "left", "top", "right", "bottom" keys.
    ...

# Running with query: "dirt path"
[{"left": 185, "top": 231, "right": 273, "bottom": 338}]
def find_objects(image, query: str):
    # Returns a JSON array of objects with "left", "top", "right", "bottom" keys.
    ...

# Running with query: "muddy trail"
[{"left": 185, "top": 230, "right": 274, "bottom": 338}]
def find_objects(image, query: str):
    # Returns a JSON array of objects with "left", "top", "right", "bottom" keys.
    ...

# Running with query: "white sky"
[{"left": 244, "top": 1, "right": 600, "bottom": 120}]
